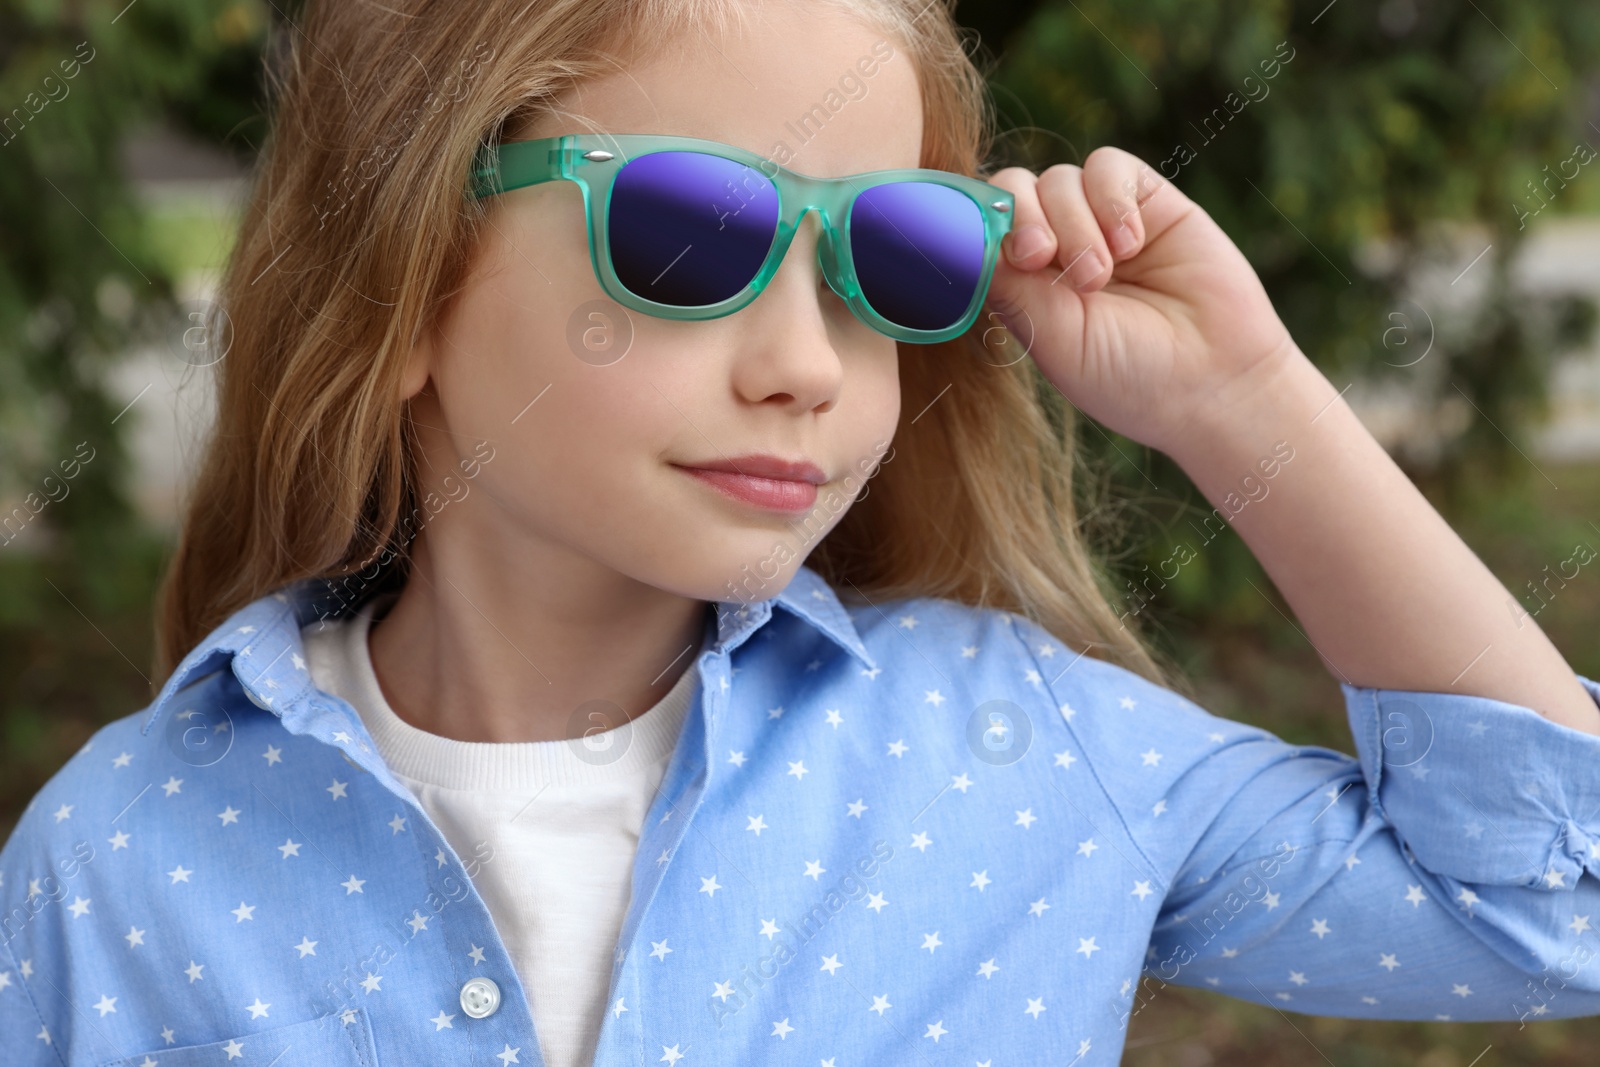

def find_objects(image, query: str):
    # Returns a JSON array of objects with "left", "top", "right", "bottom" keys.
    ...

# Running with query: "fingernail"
[
  {"left": 1109, "top": 220, "right": 1137, "bottom": 258},
  {"left": 1067, "top": 245, "right": 1106, "bottom": 290},
  {"left": 1008, "top": 224, "right": 1049, "bottom": 264}
]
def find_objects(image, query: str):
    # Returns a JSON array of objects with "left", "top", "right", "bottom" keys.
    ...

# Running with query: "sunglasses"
[{"left": 470, "top": 132, "right": 1015, "bottom": 344}]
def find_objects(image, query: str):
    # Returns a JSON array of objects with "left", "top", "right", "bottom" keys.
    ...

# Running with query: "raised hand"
[{"left": 982, "top": 147, "right": 1297, "bottom": 456}]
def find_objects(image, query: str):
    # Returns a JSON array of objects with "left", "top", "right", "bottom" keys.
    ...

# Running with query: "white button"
[
  {"left": 243, "top": 686, "right": 272, "bottom": 710},
  {"left": 460, "top": 977, "right": 501, "bottom": 1019}
]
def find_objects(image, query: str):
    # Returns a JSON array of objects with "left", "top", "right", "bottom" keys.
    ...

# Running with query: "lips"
[
  {"left": 680, "top": 454, "right": 828, "bottom": 483},
  {"left": 673, "top": 453, "right": 828, "bottom": 513}
]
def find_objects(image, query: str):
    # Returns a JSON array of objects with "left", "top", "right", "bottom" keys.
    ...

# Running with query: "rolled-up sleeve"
[{"left": 1341, "top": 675, "right": 1600, "bottom": 889}]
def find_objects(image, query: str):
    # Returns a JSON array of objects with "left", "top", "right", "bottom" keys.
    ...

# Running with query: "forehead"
[{"left": 533, "top": 2, "right": 922, "bottom": 178}]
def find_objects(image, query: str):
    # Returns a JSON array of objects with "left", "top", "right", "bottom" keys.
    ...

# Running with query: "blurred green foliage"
[
  {"left": 0, "top": 0, "right": 268, "bottom": 836},
  {"left": 0, "top": 0, "right": 265, "bottom": 544},
  {"left": 4, "top": 1, "right": 1600, "bottom": 1062}
]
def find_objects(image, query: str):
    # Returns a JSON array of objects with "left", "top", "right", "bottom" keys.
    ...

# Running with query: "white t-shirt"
[{"left": 300, "top": 593, "right": 703, "bottom": 1067}]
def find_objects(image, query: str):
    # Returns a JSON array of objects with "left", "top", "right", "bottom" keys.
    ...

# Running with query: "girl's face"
[{"left": 402, "top": 3, "right": 920, "bottom": 605}]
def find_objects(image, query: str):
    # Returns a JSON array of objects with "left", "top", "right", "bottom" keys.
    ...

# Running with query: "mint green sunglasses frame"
[{"left": 469, "top": 132, "right": 1016, "bottom": 344}]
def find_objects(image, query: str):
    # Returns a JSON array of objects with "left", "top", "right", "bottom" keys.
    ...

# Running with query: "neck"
[{"left": 367, "top": 525, "right": 708, "bottom": 744}]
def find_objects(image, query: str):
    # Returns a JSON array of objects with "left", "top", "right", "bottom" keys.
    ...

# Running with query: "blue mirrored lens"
[
  {"left": 850, "top": 182, "right": 985, "bottom": 333},
  {"left": 608, "top": 151, "right": 779, "bottom": 307}
]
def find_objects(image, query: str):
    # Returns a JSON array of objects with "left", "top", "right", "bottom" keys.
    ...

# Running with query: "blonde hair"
[{"left": 153, "top": 0, "right": 1179, "bottom": 695}]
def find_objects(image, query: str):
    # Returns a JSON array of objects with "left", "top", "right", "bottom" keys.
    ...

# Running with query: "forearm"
[{"left": 1164, "top": 344, "right": 1600, "bottom": 735}]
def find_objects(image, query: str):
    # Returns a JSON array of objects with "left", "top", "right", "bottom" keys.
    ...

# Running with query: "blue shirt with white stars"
[{"left": 6, "top": 561, "right": 1600, "bottom": 1066}]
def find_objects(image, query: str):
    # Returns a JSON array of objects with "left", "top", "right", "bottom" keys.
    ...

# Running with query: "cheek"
[
  {"left": 433, "top": 283, "right": 563, "bottom": 431},
  {"left": 433, "top": 218, "right": 620, "bottom": 431},
  {"left": 434, "top": 299, "right": 689, "bottom": 517},
  {"left": 850, "top": 341, "right": 901, "bottom": 457}
]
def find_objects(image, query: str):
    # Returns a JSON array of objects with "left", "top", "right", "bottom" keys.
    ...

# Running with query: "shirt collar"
[
  {"left": 140, "top": 562, "right": 877, "bottom": 736},
  {"left": 711, "top": 562, "right": 877, "bottom": 671}
]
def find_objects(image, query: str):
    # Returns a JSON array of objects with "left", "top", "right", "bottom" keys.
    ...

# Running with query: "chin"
[{"left": 714, "top": 553, "right": 801, "bottom": 606}]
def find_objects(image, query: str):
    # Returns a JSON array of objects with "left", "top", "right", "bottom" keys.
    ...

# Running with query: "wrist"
[{"left": 1156, "top": 340, "right": 1329, "bottom": 473}]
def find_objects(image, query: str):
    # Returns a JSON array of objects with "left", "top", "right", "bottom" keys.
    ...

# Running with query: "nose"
[
  {"left": 728, "top": 209, "right": 847, "bottom": 413},
  {"left": 780, "top": 209, "right": 835, "bottom": 302}
]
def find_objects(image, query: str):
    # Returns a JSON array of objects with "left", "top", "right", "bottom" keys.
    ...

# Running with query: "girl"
[{"left": 5, "top": 0, "right": 1600, "bottom": 1064}]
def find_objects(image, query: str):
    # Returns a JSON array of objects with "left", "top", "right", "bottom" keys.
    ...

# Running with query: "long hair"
[{"left": 153, "top": 0, "right": 1179, "bottom": 694}]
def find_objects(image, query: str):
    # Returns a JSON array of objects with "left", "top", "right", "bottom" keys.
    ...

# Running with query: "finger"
[
  {"left": 1081, "top": 145, "right": 1157, "bottom": 263},
  {"left": 988, "top": 166, "right": 1060, "bottom": 273},
  {"left": 1032, "top": 163, "right": 1115, "bottom": 293},
  {"left": 1098, "top": 153, "right": 1199, "bottom": 261}
]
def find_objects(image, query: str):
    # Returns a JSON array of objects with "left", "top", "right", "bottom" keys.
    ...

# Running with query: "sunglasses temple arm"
[{"left": 471, "top": 135, "right": 575, "bottom": 199}]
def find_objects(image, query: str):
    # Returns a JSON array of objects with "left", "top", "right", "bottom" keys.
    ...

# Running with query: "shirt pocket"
[{"left": 94, "top": 1007, "right": 380, "bottom": 1067}]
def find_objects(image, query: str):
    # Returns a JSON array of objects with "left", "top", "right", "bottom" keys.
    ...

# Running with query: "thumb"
[
  {"left": 978, "top": 164, "right": 1096, "bottom": 360},
  {"left": 981, "top": 232, "right": 1088, "bottom": 371}
]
